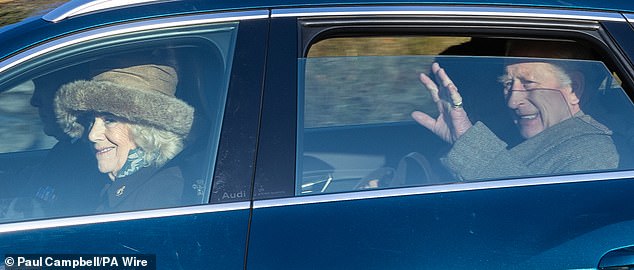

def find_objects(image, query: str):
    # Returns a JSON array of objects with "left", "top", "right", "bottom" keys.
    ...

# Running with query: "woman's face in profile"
[{"left": 87, "top": 115, "right": 137, "bottom": 180}]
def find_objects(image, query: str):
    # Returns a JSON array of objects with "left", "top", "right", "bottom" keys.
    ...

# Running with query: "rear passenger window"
[
  {"left": 0, "top": 21, "right": 237, "bottom": 222},
  {"left": 297, "top": 36, "right": 634, "bottom": 195}
]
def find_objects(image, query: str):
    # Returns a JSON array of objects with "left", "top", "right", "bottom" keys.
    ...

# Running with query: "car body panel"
[
  {"left": 248, "top": 176, "right": 634, "bottom": 269},
  {"left": 602, "top": 21, "right": 634, "bottom": 74},
  {"left": 0, "top": 204, "right": 250, "bottom": 269},
  {"left": 2, "top": 0, "right": 634, "bottom": 269}
]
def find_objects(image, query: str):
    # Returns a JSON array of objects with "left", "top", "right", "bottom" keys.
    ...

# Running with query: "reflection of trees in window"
[
  {"left": 0, "top": 81, "right": 55, "bottom": 153},
  {"left": 304, "top": 56, "right": 448, "bottom": 128},
  {"left": 0, "top": 0, "right": 67, "bottom": 26},
  {"left": 304, "top": 37, "right": 470, "bottom": 128},
  {"left": 308, "top": 37, "right": 471, "bottom": 57}
]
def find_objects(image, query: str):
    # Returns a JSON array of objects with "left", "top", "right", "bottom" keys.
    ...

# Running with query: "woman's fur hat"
[{"left": 54, "top": 64, "right": 194, "bottom": 138}]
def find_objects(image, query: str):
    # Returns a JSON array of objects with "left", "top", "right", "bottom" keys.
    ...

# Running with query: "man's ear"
[{"left": 568, "top": 71, "right": 585, "bottom": 105}]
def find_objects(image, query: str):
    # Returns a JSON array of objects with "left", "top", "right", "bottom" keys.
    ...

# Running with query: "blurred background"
[
  {"left": 0, "top": 0, "right": 66, "bottom": 26},
  {"left": 0, "top": 0, "right": 68, "bottom": 153}
]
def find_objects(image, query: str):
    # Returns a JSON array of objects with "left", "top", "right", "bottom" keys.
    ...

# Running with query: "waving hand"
[{"left": 411, "top": 63, "right": 473, "bottom": 144}]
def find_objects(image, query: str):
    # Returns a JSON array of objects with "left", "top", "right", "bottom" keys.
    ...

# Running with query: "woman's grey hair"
[{"left": 129, "top": 123, "right": 185, "bottom": 167}]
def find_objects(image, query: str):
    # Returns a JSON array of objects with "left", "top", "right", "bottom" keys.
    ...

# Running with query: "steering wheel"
[
  {"left": 356, "top": 152, "right": 436, "bottom": 190},
  {"left": 389, "top": 152, "right": 436, "bottom": 187}
]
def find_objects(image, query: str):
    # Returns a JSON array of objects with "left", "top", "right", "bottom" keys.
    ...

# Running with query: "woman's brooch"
[{"left": 116, "top": 185, "right": 126, "bottom": 197}]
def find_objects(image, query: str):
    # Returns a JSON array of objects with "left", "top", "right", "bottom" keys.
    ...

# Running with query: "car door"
[
  {"left": 247, "top": 5, "right": 634, "bottom": 269},
  {"left": 0, "top": 10, "right": 268, "bottom": 270}
]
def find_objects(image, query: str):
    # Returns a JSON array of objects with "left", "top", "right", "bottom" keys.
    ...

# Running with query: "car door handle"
[{"left": 599, "top": 246, "right": 634, "bottom": 269}]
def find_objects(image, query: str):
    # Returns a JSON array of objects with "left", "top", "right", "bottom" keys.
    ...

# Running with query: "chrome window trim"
[
  {"left": 625, "top": 13, "right": 634, "bottom": 24},
  {"left": 254, "top": 171, "right": 634, "bottom": 209},
  {"left": 272, "top": 6, "right": 625, "bottom": 22},
  {"left": 0, "top": 202, "right": 250, "bottom": 233},
  {"left": 43, "top": 0, "right": 170, "bottom": 23},
  {"left": 0, "top": 10, "right": 269, "bottom": 74}
]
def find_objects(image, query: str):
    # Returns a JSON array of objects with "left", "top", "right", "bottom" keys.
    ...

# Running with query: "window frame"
[
  {"left": 0, "top": 10, "right": 268, "bottom": 229},
  {"left": 254, "top": 5, "right": 634, "bottom": 204}
]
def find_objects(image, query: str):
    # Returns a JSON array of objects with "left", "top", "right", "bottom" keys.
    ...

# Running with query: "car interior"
[
  {"left": 0, "top": 38, "right": 230, "bottom": 221},
  {"left": 297, "top": 35, "right": 634, "bottom": 195}
]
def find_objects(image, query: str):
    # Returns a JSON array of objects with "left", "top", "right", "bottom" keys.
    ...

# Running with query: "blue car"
[{"left": 2, "top": 0, "right": 634, "bottom": 269}]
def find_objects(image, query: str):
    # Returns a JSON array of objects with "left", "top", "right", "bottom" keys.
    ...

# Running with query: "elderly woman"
[{"left": 54, "top": 64, "right": 194, "bottom": 212}]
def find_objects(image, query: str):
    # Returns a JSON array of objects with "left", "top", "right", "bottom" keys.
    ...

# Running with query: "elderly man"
[{"left": 411, "top": 41, "right": 619, "bottom": 180}]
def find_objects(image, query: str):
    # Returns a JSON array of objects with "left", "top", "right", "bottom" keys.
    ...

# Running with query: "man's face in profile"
[
  {"left": 500, "top": 62, "right": 581, "bottom": 139},
  {"left": 31, "top": 80, "right": 65, "bottom": 140}
]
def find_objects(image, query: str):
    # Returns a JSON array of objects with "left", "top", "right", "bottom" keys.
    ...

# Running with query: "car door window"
[
  {"left": 297, "top": 36, "right": 634, "bottom": 195},
  {"left": 0, "top": 81, "right": 57, "bottom": 152},
  {"left": 0, "top": 21, "right": 237, "bottom": 222}
]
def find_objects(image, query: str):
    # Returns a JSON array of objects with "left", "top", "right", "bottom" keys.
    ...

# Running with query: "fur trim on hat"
[{"left": 55, "top": 80, "right": 194, "bottom": 138}]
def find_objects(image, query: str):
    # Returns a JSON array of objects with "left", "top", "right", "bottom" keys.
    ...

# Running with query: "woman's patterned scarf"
[{"left": 116, "top": 148, "right": 151, "bottom": 178}]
